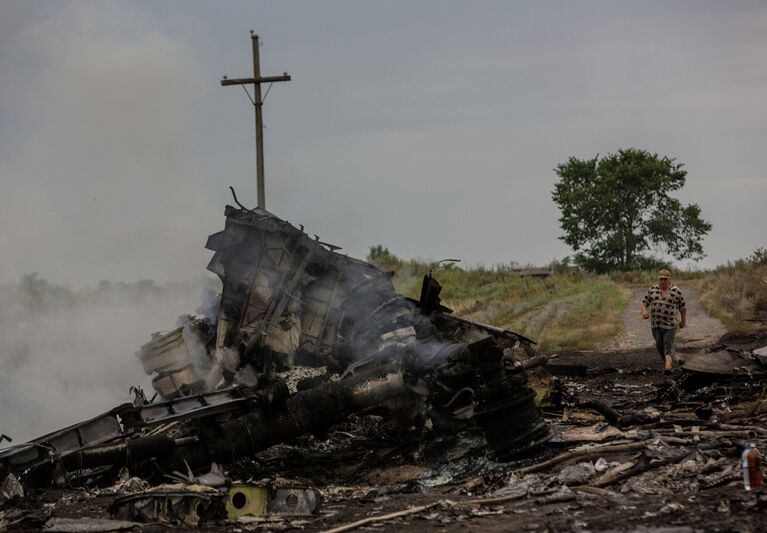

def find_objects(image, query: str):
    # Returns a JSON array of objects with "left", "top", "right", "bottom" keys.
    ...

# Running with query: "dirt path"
[
  {"left": 553, "top": 284, "right": 727, "bottom": 371},
  {"left": 597, "top": 283, "right": 726, "bottom": 353}
]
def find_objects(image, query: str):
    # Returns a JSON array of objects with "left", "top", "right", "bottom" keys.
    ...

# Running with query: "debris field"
[{"left": 2, "top": 206, "right": 766, "bottom": 532}]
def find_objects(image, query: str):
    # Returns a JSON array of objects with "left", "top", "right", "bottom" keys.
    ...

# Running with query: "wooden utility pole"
[{"left": 221, "top": 32, "right": 290, "bottom": 209}]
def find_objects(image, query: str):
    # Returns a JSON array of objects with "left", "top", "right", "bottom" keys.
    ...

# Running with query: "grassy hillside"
[
  {"left": 368, "top": 245, "right": 766, "bottom": 349},
  {"left": 368, "top": 247, "right": 630, "bottom": 352}
]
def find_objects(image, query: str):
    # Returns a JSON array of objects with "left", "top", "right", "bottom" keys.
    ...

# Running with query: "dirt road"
[
  {"left": 557, "top": 284, "right": 726, "bottom": 371},
  {"left": 599, "top": 284, "right": 725, "bottom": 352}
]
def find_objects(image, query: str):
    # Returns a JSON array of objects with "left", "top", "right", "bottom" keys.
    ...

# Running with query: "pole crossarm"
[
  {"left": 221, "top": 74, "right": 291, "bottom": 86},
  {"left": 221, "top": 33, "right": 290, "bottom": 210}
]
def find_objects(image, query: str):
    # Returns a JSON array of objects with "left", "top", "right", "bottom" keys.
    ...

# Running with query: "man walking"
[{"left": 641, "top": 269, "right": 687, "bottom": 373}]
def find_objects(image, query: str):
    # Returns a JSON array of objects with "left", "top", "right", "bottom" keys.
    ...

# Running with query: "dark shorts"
[{"left": 651, "top": 327, "right": 677, "bottom": 361}]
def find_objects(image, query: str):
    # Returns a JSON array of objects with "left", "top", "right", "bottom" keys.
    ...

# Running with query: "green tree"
[{"left": 551, "top": 148, "right": 712, "bottom": 272}]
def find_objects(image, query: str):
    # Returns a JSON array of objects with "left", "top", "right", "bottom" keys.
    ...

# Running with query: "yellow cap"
[{"left": 658, "top": 269, "right": 671, "bottom": 279}]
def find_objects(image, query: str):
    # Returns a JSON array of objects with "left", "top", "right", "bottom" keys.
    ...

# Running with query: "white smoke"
[
  {"left": 0, "top": 276, "right": 212, "bottom": 444},
  {"left": 0, "top": 2, "right": 220, "bottom": 287},
  {"left": 0, "top": 2, "right": 225, "bottom": 444}
]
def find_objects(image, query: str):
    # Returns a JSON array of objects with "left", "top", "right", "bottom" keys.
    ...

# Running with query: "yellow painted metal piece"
[
  {"left": 527, "top": 366, "right": 555, "bottom": 407},
  {"left": 225, "top": 485, "right": 268, "bottom": 518}
]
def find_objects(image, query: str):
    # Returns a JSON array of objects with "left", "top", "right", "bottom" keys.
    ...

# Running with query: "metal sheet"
[
  {"left": 0, "top": 405, "right": 131, "bottom": 474},
  {"left": 682, "top": 350, "right": 764, "bottom": 375}
]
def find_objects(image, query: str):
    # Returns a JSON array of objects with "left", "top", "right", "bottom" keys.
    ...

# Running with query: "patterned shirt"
[{"left": 642, "top": 285, "right": 686, "bottom": 329}]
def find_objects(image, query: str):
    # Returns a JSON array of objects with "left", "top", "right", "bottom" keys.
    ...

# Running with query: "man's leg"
[
  {"left": 663, "top": 327, "right": 677, "bottom": 369},
  {"left": 652, "top": 327, "right": 666, "bottom": 364}
]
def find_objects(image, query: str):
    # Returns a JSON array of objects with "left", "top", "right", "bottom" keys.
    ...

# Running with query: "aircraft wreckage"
[{"left": 0, "top": 205, "right": 551, "bottom": 492}]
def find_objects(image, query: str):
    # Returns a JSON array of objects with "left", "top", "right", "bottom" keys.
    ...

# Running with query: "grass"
[
  {"left": 370, "top": 245, "right": 767, "bottom": 347},
  {"left": 606, "top": 250, "right": 767, "bottom": 335},
  {"left": 368, "top": 247, "right": 630, "bottom": 353},
  {"left": 698, "top": 256, "right": 767, "bottom": 334}
]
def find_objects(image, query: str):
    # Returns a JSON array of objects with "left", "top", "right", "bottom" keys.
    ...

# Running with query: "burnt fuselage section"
[{"left": 2, "top": 206, "right": 549, "bottom": 488}]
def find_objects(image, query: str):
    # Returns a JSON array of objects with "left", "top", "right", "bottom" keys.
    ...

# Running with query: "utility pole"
[{"left": 222, "top": 32, "right": 290, "bottom": 209}]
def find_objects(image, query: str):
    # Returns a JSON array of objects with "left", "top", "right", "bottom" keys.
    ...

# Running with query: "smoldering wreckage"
[{"left": 2, "top": 206, "right": 767, "bottom": 532}]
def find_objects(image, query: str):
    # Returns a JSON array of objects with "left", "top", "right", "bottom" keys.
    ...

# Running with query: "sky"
[{"left": 1, "top": 0, "right": 766, "bottom": 286}]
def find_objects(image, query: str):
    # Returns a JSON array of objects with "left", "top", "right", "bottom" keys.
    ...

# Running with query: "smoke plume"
[{"left": 0, "top": 275, "right": 211, "bottom": 444}]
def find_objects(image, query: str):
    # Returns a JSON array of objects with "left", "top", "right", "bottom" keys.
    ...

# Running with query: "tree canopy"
[{"left": 551, "top": 148, "right": 712, "bottom": 272}]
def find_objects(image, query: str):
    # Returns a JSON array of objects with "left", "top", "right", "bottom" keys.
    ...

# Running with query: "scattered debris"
[
  {"left": 168, "top": 461, "right": 227, "bottom": 487},
  {"left": 556, "top": 462, "right": 596, "bottom": 485},
  {"left": 3, "top": 206, "right": 767, "bottom": 531},
  {"left": 320, "top": 500, "right": 448, "bottom": 533},
  {"left": 110, "top": 483, "right": 223, "bottom": 526}
]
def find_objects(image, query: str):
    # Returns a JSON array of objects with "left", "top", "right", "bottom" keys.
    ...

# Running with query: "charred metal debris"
[{"left": 1, "top": 206, "right": 550, "bottom": 521}]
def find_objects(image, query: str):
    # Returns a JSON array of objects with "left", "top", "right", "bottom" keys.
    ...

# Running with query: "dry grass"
[
  {"left": 699, "top": 260, "right": 767, "bottom": 333},
  {"left": 370, "top": 245, "right": 767, "bottom": 344},
  {"left": 368, "top": 248, "right": 629, "bottom": 352}
]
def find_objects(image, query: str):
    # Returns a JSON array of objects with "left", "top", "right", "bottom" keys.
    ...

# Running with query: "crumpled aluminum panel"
[{"left": 110, "top": 484, "right": 224, "bottom": 526}]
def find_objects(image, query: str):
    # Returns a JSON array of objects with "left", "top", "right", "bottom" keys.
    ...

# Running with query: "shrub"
[{"left": 367, "top": 245, "right": 402, "bottom": 270}]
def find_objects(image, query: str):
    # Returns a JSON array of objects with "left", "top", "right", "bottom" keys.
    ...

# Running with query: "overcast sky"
[{"left": 1, "top": 0, "right": 765, "bottom": 286}]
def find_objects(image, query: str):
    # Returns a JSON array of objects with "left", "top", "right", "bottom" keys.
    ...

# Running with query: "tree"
[{"left": 551, "top": 148, "right": 712, "bottom": 272}]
